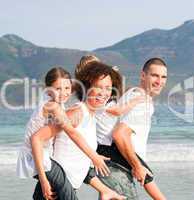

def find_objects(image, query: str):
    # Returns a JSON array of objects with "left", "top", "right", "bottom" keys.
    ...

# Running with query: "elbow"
[
  {"left": 113, "top": 110, "right": 121, "bottom": 116},
  {"left": 111, "top": 108, "right": 122, "bottom": 116},
  {"left": 30, "top": 134, "right": 39, "bottom": 146}
]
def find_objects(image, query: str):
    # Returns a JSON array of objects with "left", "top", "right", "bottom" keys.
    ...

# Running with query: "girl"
[{"left": 17, "top": 67, "right": 124, "bottom": 200}]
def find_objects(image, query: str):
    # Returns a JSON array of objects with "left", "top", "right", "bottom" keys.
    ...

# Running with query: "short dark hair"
[
  {"left": 75, "top": 61, "right": 122, "bottom": 101},
  {"left": 45, "top": 67, "right": 71, "bottom": 87},
  {"left": 142, "top": 57, "right": 167, "bottom": 73}
]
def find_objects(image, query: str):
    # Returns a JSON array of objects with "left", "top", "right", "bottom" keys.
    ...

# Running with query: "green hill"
[{"left": 1, "top": 20, "right": 194, "bottom": 106}]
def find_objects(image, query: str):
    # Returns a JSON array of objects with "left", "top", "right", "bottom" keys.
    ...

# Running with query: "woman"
[{"left": 32, "top": 62, "right": 125, "bottom": 200}]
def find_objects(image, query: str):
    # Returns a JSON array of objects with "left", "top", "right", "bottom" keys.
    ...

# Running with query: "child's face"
[
  {"left": 86, "top": 75, "right": 112, "bottom": 110},
  {"left": 51, "top": 78, "right": 72, "bottom": 103}
]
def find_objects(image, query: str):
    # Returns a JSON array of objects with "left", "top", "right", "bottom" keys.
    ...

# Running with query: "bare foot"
[{"left": 101, "top": 190, "right": 126, "bottom": 200}]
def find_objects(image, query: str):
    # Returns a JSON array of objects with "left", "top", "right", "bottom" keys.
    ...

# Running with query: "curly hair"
[
  {"left": 75, "top": 61, "right": 123, "bottom": 102},
  {"left": 75, "top": 55, "right": 100, "bottom": 80}
]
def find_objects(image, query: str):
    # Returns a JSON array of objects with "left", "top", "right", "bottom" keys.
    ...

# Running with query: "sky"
[{"left": 1, "top": 0, "right": 194, "bottom": 50}]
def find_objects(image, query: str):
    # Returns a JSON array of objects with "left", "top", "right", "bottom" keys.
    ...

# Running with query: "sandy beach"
[
  {"left": 0, "top": 161, "right": 193, "bottom": 200},
  {"left": 1, "top": 107, "right": 194, "bottom": 200}
]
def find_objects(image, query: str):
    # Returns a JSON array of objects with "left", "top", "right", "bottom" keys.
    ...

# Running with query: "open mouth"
[{"left": 95, "top": 96, "right": 107, "bottom": 104}]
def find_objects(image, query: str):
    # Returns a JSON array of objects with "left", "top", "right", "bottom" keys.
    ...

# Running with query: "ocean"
[{"left": 0, "top": 104, "right": 194, "bottom": 200}]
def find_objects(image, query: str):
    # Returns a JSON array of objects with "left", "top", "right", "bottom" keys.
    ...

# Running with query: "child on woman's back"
[{"left": 17, "top": 66, "right": 125, "bottom": 200}]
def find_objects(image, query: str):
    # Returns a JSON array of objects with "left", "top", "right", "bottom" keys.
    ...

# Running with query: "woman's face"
[
  {"left": 50, "top": 78, "right": 72, "bottom": 103},
  {"left": 86, "top": 75, "right": 112, "bottom": 110}
]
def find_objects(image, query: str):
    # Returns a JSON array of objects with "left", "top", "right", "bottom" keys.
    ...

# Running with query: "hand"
[
  {"left": 132, "top": 165, "right": 153, "bottom": 186},
  {"left": 40, "top": 178, "right": 57, "bottom": 200},
  {"left": 92, "top": 154, "right": 110, "bottom": 177}
]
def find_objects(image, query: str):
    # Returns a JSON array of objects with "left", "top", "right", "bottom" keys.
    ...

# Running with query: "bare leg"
[
  {"left": 144, "top": 181, "right": 166, "bottom": 200},
  {"left": 90, "top": 177, "right": 126, "bottom": 200}
]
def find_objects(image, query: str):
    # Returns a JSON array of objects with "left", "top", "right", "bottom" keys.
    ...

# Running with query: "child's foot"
[{"left": 101, "top": 189, "right": 126, "bottom": 200}]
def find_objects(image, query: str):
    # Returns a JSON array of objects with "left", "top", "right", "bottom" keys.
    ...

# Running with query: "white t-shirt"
[
  {"left": 16, "top": 95, "right": 54, "bottom": 178},
  {"left": 95, "top": 101, "right": 118, "bottom": 146},
  {"left": 119, "top": 88, "right": 154, "bottom": 160},
  {"left": 53, "top": 102, "right": 97, "bottom": 189}
]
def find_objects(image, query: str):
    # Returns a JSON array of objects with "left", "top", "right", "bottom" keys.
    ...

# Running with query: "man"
[
  {"left": 85, "top": 57, "right": 167, "bottom": 199},
  {"left": 113, "top": 57, "right": 167, "bottom": 183}
]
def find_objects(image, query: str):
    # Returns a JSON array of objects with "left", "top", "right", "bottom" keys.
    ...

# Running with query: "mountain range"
[{"left": 1, "top": 20, "right": 194, "bottom": 105}]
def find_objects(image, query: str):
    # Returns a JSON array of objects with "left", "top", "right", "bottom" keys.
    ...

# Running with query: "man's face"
[{"left": 141, "top": 64, "right": 167, "bottom": 97}]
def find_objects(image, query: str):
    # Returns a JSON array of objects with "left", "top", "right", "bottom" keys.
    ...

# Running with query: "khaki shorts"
[{"left": 98, "top": 161, "right": 139, "bottom": 200}]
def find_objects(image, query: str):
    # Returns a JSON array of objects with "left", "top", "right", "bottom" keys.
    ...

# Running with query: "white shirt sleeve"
[{"left": 119, "top": 88, "right": 147, "bottom": 134}]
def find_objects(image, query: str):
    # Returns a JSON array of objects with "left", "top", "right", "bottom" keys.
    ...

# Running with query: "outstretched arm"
[
  {"left": 106, "top": 95, "right": 145, "bottom": 116},
  {"left": 46, "top": 102, "right": 110, "bottom": 176}
]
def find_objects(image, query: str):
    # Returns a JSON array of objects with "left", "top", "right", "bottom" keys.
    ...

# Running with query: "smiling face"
[
  {"left": 50, "top": 78, "right": 72, "bottom": 103},
  {"left": 141, "top": 64, "right": 167, "bottom": 97},
  {"left": 86, "top": 75, "right": 112, "bottom": 110}
]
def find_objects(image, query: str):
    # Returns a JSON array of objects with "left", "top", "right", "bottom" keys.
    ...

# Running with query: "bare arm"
[
  {"left": 112, "top": 122, "right": 151, "bottom": 185},
  {"left": 46, "top": 102, "right": 110, "bottom": 176},
  {"left": 61, "top": 118, "right": 110, "bottom": 176},
  {"left": 106, "top": 95, "right": 145, "bottom": 116},
  {"left": 31, "top": 125, "right": 61, "bottom": 199}
]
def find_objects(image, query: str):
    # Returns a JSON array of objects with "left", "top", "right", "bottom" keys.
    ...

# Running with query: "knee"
[{"left": 112, "top": 128, "right": 122, "bottom": 142}]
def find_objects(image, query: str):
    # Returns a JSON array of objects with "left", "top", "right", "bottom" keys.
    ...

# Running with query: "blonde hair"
[{"left": 75, "top": 55, "right": 100, "bottom": 79}]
